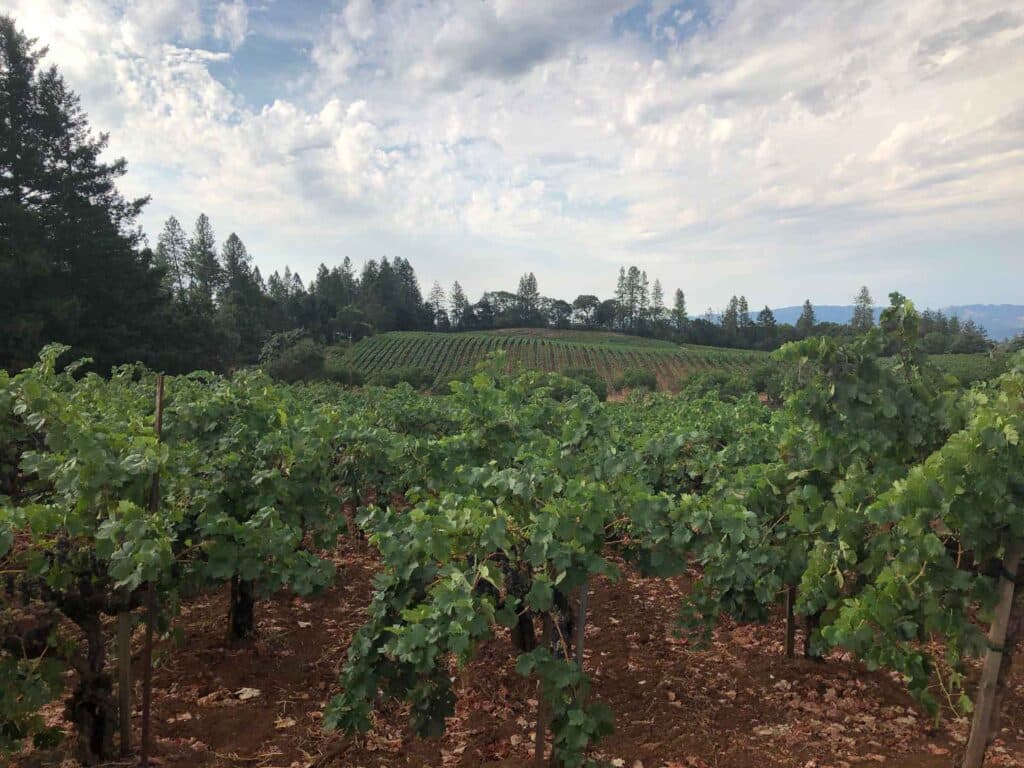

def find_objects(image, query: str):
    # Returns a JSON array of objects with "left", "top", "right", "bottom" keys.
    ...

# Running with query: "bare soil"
[{"left": 12, "top": 537, "right": 1024, "bottom": 768}]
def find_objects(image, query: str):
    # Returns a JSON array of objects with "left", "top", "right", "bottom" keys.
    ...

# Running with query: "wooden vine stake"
[
  {"left": 117, "top": 612, "right": 132, "bottom": 755},
  {"left": 140, "top": 375, "right": 164, "bottom": 768},
  {"left": 784, "top": 586, "right": 796, "bottom": 659},
  {"left": 962, "top": 542, "right": 1021, "bottom": 768}
]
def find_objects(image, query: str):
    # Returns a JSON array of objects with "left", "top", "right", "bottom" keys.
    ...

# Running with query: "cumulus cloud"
[
  {"left": 3, "top": 0, "right": 1023, "bottom": 306},
  {"left": 213, "top": 0, "right": 248, "bottom": 50}
]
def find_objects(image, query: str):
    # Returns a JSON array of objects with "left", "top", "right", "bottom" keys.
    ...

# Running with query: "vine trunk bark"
[
  {"left": 67, "top": 615, "right": 116, "bottom": 765},
  {"left": 117, "top": 611, "right": 132, "bottom": 756},
  {"left": 229, "top": 575, "right": 257, "bottom": 643},
  {"left": 534, "top": 612, "right": 554, "bottom": 768}
]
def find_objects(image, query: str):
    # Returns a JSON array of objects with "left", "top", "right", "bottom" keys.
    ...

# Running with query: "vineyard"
[
  {"left": 343, "top": 329, "right": 766, "bottom": 390},
  {"left": 2, "top": 298, "right": 1024, "bottom": 768}
]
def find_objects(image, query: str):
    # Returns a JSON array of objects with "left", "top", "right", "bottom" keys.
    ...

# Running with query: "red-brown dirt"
[{"left": 11, "top": 536, "right": 1024, "bottom": 768}]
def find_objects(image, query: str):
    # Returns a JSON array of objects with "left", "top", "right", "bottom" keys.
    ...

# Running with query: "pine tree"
[
  {"left": 851, "top": 285, "right": 875, "bottom": 332},
  {"left": 516, "top": 272, "right": 540, "bottom": 325},
  {"left": 450, "top": 281, "right": 469, "bottom": 330},
  {"left": 339, "top": 257, "right": 359, "bottom": 304},
  {"left": 184, "top": 213, "right": 223, "bottom": 309},
  {"left": 624, "top": 266, "right": 643, "bottom": 330},
  {"left": 614, "top": 267, "right": 627, "bottom": 329},
  {"left": 757, "top": 305, "right": 776, "bottom": 329},
  {"left": 756, "top": 305, "right": 777, "bottom": 336},
  {"left": 155, "top": 216, "right": 188, "bottom": 295},
  {"left": 217, "top": 232, "right": 269, "bottom": 363},
  {"left": 638, "top": 270, "right": 650, "bottom": 329},
  {"left": 796, "top": 299, "right": 816, "bottom": 336},
  {"left": 651, "top": 279, "right": 665, "bottom": 325},
  {"left": 221, "top": 233, "right": 252, "bottom": 288},
  {"left": 0, "top": 15, "right": 177, "bottom": 373},
  {"left": 738, "top": 295, "right": 752, "bottom": 329},
  {"left": 672, "top": 289, "right": 688, "bottom": 331},
  {"left": 428, "top": 281, "right": 449, "bottom": 330},
  {"left": 267, "top": 270, "right": 287, "bottom": 303},
  {"left": 722, "top": 296, "right": 740, "bottom": 335},
  {"left": 392, "top": 257, "right": 430, "bottom": 330}
]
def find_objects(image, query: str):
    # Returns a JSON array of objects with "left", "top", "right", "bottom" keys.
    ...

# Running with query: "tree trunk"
[
  {"left": 228, "top": 576, "right": 256, "bottom": 643},
  {"left": 962, "top": 543, "right": 1021, "bottom": 768}
]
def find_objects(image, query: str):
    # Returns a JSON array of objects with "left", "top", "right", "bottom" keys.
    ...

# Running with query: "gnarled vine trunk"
[
  {"left": 66, "top": 614, "right": 116, "bottom": 765},
  {"left": 228, "top": 576, "right": 256, "bottom": 643}
]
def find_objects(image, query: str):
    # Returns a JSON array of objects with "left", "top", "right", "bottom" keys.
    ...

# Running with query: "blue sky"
[{"left": 3, "top": 0, "right": 1023, "bottom": 309}]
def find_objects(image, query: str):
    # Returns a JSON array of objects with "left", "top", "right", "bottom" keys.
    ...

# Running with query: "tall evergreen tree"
[
  {"left": 516, "top": 272, "right": 541, "bottom": 325},
  {"left": 392, "top": 257, "right": 430, "bottom": 330},
  {"left": 450, "top": 281, "right": 469, "bottom": 330},
  {"left": 672, "top": 289, "right": 688, "bottom": 331},
  {"left": 638, "top": 270, "right": 650, "bottom": 329},
  {"left": 614, "top": 267, "right": 628, "bottom": 329},
  {"left": 851, "top": 285, "right": 875, "bottom": 332},
  {"left": 155, "top": 215, "right": 188, "bottom": 295},
  {"left": 184, "top": 213, "right": 223, "bottom": 309},
  {"left": 796, "top": 299, "right": 816, "bottom": 336},
  {"left": 756, "top": 305, "right": 776, "bottom": 330},
  {"left": 722, "top": 296, "right": 740, "bottom": 335},
  {"left": 0, "top": 15, "right": 178, "bottom": 372},
  {"left": 428, "top": 281, "right": 449, "bottom": 330},
  {"left": 651, "top": 279, "right": 665, "bottom": 325},
  {"left": 738, "top": 295, "right": 753, "bottom": 330},
  {"left": 216, "top": 232, "right": 270, "bottom": 363},
  {"left": 620, "top": 266, "right": 644, "bottom": 330},
  {"left": 338, "top": 257, "right": 359, "bottom": 305},
  {"left": 221, "top": 233, "right": 252, "bottom": 288}
]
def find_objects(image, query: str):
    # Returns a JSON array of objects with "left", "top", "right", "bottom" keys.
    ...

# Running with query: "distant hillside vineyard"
[{"left": 344, "top": 329, "right": 766, "bottom": 389}]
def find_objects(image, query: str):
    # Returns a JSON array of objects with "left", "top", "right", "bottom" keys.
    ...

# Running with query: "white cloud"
[
  {"left": 2, "top": 0, "right": 1023, "bottom": 307},
  {"left": 213, "top": 0, "right": 248, "bottom": 50}
]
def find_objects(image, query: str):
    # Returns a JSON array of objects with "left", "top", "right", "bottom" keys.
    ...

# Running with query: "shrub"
[
  {"left": 369, "top": 366, "right": 434, "bottom": 389},
  {"left": 681, "top": 370, "right": 754, "bottom": 401},
  {"left": 614, "top": 368, "right": 658, "bottom": 392},
  {"left": 921, "top": 332, "right": 950, "bottom": 355},
  {"left": 561, "top": 367, "right": 607, "bottom": 401},
  {"left": 325, "top": 363, "right": 364, "bottom": 386},
  {"left": 264, "top": 338, "right": 325, "bottom": 383},
  {"left": 750, "top": 362, "right": 786, "bottom": 402},
  {"left": 259, "top": 330, "right": 308, "bottom": 365}
]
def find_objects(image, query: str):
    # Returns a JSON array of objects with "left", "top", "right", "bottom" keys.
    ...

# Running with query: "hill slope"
[{"left": 345, "top": 329, "right": 766, "bottom": 389}]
